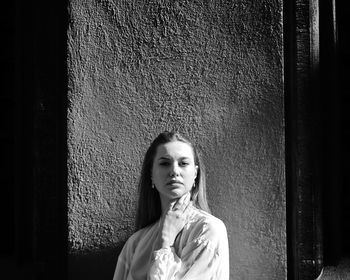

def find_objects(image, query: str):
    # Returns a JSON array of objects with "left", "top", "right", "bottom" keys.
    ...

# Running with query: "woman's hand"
[{"left": 158, "top": 193, "right": 191, "bottom": 249}]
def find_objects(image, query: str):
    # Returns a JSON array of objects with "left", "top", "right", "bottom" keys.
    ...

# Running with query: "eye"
[
  {"left": 159, "top": 161, "right": 170, "bottom": 166},
  {"left": 179, "top": 161, "right": 190, "bottom": 167}
]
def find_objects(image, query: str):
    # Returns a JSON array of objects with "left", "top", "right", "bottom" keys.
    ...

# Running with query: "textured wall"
[{"left": 67, "top": 0, "right": 285, "bottom": 279}]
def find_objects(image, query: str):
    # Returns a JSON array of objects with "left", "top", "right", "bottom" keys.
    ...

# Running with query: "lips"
[{"left": 166, "top": 180, "right": 183, "bottom": 186}]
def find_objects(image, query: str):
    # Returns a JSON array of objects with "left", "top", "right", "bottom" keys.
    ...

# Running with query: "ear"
[{"left": 194, "top": 165, "right": 198, "bottom": 178}]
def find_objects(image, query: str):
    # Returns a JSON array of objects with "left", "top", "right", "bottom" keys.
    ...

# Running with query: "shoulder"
[
  {"left": 187, "top": 206, "right": 227, "bottom": 243},
  {"left": 190, "top": 206, "right": 227, "bottom": 231},
  {"left": 122, "top": 222, "right": 158, "bottom": 252}
]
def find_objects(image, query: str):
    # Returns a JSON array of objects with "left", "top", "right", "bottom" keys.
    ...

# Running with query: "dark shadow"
[
  {"left": 321, "top": 0, "right": 350, "bottom": 265},
  {"left": 69, "top": 242, "right": 126, "bottom": 280},
  {"left": 0, "top": 1, "right": 68, "bottom": 279}
]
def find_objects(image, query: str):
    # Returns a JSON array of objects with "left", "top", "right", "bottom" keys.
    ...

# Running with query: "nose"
[{"left": 169, "top": 162, "right": 180, "bottom": 177}]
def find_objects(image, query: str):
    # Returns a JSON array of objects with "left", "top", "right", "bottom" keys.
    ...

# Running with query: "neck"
[{"left": 159, "top": 196, "right": 176, "bottom": 215}]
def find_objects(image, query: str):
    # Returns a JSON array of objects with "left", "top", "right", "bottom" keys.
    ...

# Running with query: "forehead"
[{"left": 155, "top": 141, "right": 194, "bottom": 159}]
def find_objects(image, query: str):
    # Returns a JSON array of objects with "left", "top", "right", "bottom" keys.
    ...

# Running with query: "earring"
[{"left": 152, "top": 183, "right": 155, "bottom": 189}]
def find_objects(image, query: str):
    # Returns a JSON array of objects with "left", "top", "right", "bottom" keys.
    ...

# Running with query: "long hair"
[{"left": 135, "top": 131, "right": 210, "bottom": 230}]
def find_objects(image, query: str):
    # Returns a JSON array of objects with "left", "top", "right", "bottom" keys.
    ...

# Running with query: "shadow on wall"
[{"left": 69, "top": 242, "right": 125, "bottom": 280}]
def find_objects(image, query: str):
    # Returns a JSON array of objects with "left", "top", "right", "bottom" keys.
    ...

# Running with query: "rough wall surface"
[{"left": 67, "top": 0, "right": 285, "bottom": 279}]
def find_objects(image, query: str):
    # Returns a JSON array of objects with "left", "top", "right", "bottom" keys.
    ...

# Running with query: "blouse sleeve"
[
  {"left": 148, "top": 247, "right": 182, "bottom": 280},
  {"left": 148, "top": 218, "right": 229, "bottom": 280},
  {"left": 113, "top": 240, "right": 131, "bottom": 280}
]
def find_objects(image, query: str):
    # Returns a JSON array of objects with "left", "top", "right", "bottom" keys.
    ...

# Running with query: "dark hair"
[{"left": 135, "top": 131, "right": 210, "bottom": 230}]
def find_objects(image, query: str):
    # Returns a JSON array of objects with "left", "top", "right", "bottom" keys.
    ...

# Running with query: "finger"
[
  {"left": 177, "top": 193, "right": 191, "bottom": 212},
  {"left": 173, "top": 194, "right": 186, "bottom": 210},
  {"left": 183, "top": 202, "right": 191, "bottom": 215},
  {"left": 168, "top": 200, "right": 177, "bottom": 212},
  {"left": 185, "top": 192, "right": 191, "bottom": 204},
  {"left": 185, "top": 194, "right": 193, "bottom": 209},
  {"left": 182, "top": 192, "right": 190, "bottom": 209},
  {"left": 182, "top": 192, "right": 190, "bottom": 203}
]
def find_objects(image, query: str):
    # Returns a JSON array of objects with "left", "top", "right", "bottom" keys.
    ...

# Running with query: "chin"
[
  {"left": 169, "top": 190, "right": 191, "bottom": 199},
  {"left": 168, "top": 192, "right": 183, "bottom": 199},
  {"left": 163, "top": 190, "right": 183, "bottom": 199}
]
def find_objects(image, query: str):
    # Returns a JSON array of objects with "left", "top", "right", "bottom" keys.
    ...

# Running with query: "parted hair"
[{"left": 135, "top": 131, "right": 210, "bottom": 230}]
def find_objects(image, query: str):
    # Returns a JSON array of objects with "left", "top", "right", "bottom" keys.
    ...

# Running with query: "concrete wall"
[{"left": 67, "top": 0, "right": 285, "bottom": 279}]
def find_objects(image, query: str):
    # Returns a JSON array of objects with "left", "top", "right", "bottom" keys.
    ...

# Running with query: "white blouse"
[{"left": 113, "top": 205, "right": 229, "bottom": 280}]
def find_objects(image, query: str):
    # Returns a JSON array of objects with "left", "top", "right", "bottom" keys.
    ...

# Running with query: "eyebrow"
[{"left": 158, "top": 156, "right": 191, "bottom": 161}]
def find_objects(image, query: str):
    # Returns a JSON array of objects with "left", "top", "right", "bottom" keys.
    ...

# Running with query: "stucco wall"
[{"left": 67, "top": 0, "right": 285, "bottom": 279}]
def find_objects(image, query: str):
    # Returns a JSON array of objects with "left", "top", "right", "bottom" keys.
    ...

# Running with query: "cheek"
[
  {"left": 186, "top": 169, "right": 197, "bottom": 181},
  {"left": 152, "top": 167, "right": 164, "bottom": 182}
]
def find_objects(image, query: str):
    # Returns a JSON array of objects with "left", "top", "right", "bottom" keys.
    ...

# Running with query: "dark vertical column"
[
  {"left": 13, "top": 0, "right": 36, "bottom": 268},
  {"left": 0, "top": 0, "right": 16, "bottom": 261},
  {"left": 285, "top": 0, "right": 323, "bottom": 278},
  {"left": 284, "top": 0, "right": 298, "bottom": 278},
  {"left": 319, "top": 0, "right": 341, "bottom": 266},
  {"left": 320, "top": 0, "right": 350, "bottom": 264},
  {"left": 32, "top": 1, "right": 68, "bottom": 279},
  {"left": 30, "top": 1, "right": 68, "bottom": 279},
  {"left": 337, "top": 0, "right": 350, "bottom": 259},
  {"left": 3, "top": 0, "right": 68, "bottom": 279}
]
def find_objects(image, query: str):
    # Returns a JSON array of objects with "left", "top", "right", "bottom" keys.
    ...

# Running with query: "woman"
[{"left": 113, "top": 131, "right": 229, "bottom": 280}]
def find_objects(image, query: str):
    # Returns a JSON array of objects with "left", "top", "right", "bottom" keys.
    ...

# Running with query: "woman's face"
[{"left": 152, "top": 141, "right": 198, "bottom": 203}]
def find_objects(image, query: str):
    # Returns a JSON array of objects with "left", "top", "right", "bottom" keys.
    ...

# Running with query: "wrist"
[
  {"left": 154, "top": 233, "right": 173, "bottom": 251},
  {"left": 160, "top": 236, "right": 173, "bottom": 248}
]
